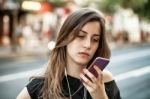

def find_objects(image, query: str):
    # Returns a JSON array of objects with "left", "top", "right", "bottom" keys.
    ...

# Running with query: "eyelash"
[
  {"left": 92, "top": 38, "right": 99, "bottom": 42},
  {"left": 77, "top": 35, "right": 85, "bottom": 38},
  {"left": 77, "top": 35, "right": 99, "bottom": 42}
]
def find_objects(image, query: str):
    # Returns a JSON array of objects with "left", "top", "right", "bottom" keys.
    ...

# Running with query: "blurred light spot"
[
  {"left": 3, "top": 15, "right": 9, "bottom": 22},
  {"left": 48, "top": 41, "right": 56, "bottom": 50},
  {"left": 22, "top": 1, "right": 41, "bottom": 11},
  {"left": 2, "top": 36, "right": 10, "bottom": 45}
]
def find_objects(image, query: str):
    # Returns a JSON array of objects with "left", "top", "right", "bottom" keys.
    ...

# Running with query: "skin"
[
  {"left": 16, "top": 87, "right": 31, "bottom": 99},
  {"left": 17, "top": 21, "right": 114, "bottom": 99}
]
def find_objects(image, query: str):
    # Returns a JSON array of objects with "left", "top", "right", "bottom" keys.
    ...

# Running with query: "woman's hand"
[{"left": 80, "top": 65, "right": 108, "bottom": 99}]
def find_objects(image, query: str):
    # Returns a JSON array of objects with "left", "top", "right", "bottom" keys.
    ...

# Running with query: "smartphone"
[{"left": 85, "top": 57, "right": 110, "bottom": 79}]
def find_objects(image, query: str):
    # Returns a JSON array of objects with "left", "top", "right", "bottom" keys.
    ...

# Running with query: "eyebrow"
[{"left": 80, "top": 30, "right": 100, "bottom": 36}]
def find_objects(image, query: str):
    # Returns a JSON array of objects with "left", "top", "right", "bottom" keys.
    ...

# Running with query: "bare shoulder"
[
  {"left": 16, "top": 87, "right": 31, "bottom": 99},
  {"left": 102, "top": 70, "right": 114, "bottom": 83}
]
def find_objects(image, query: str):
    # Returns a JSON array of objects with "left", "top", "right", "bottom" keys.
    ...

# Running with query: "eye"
[
  {"left": 77, "top": 35, "right": 85, "bottom": 38},
  {"left": 92, "top": 37, "right": 99, "bottom": 42},
  {"left": 77, "top": 32, "right": 86, "bottom": 38}
]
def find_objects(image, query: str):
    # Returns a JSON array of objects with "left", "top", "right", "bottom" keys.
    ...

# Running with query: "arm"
[{"left": 16, "top": 87, "right": 31, "bottom": 99}]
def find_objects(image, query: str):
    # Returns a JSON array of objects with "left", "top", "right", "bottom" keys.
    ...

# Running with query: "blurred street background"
[{"left": 0, "top": 0, "right": 150, "bottom": 99}]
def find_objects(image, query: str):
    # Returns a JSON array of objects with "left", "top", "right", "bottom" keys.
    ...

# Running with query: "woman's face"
[{"left": 67, "top": 21, "right": 101, "bottom": 66}]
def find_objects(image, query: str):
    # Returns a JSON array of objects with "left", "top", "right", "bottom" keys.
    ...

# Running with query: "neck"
[{"left": 66, "top": 63, "right": 85, "bottom": 79}]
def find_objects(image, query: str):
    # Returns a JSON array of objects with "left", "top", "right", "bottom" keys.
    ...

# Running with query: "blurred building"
[
  {"left": 0, "top": 0, "right": 19, "bottom": 47},
  {"left": 0, "top": 0, "right": 150, "bottom": 51},
  {"left": 112, "top": 8, "right": 140, "bottom": 43},
  {"left": 0, "top": 0, "right": 67, "bottom": 51}
]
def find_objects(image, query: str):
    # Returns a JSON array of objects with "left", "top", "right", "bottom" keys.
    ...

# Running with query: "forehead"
[{"left": 81, "top": 21, "right": 101, "bottom": 35}]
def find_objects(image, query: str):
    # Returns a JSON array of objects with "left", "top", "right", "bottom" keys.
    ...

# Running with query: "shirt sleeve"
[
  {"left": 105, "top": 80, "right": 122, "bottom": 99},
  {"left": 26, "top": 79, "right": 44, "bottom": 99}
]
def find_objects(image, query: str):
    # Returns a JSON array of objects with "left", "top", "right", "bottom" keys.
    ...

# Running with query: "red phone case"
[{"left": 85, "top": 57, "right": 110, "bottom": 80}]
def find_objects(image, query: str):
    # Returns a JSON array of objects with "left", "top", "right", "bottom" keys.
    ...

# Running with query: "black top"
[{"left": 26, "top": 75, "right": 121, "bottom": 99}]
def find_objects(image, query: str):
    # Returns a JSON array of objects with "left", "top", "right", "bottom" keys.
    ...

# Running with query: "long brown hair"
[{"left": 41, "top": 8, "right": 111, "bottom": 99}]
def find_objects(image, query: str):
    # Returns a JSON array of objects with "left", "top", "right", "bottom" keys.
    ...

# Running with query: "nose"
[{"left": 83, "top": 38, "right": 91, "bottom": 49}]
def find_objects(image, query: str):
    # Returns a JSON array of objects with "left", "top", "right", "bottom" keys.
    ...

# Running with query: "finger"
[
  {"left": 93, "top": 65, "right": 102, "bottom": 75},
  {"left": 94, "top": 66, "right": 103, "bottom": 84},
  {"left": 80, "top": 73, "right": 95, "bottom": 88},
  {"left": 83, "top": 69, "right": 97, "bottom": 83},
  {"left": 82, "top": 81, "right": 93, "bottom": 92}
]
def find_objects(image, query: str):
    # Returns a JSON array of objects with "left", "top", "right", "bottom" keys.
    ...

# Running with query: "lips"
[{"left": 79, "top": 52, "right": 90, "bottom": 57}]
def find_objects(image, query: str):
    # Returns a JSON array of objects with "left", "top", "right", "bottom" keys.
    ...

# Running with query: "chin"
[{"left": 76, "top": 58, "right": 89, "bottom": 66}]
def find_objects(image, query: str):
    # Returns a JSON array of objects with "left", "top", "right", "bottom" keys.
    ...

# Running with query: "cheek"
[
  {"left": 67, "top": 42, "right": 77, "bottom": 54},
  {"left": 67, "top": 39, "right": 80, "bottom": 50},
  {"left": 67, "top": 44, "right": 72, "bottom": 54},
  {"left": 92, "top": 44, "right": 99, "bottom": 53}
]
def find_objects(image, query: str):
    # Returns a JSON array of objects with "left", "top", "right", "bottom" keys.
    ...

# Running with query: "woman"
[{"left": 17, "top": 8, "right": 121, "bottom": 99}]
